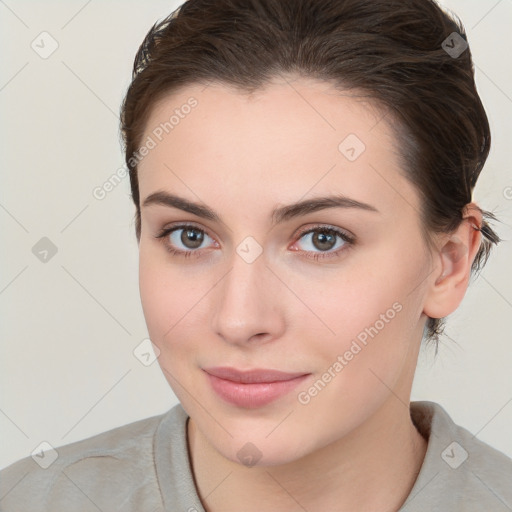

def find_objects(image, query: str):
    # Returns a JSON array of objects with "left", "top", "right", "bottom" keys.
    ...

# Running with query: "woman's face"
[{"left": 137, "top": 77, "right": 434, "bottom": 466}]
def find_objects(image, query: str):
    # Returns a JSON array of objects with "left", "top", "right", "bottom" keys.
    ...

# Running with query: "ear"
[{"left": 423, "top": 203, "right": 483, "bottom": 320}]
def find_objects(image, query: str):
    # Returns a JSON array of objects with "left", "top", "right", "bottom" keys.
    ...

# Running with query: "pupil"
[
  {"left": 182, "top": 228, "right": 204, "bottom": 249},
  {"left": 314, "top": 230, "right": 335, "bottom": 251}
]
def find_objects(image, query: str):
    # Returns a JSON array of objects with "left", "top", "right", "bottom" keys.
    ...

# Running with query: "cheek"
[
  {"left": 289, "top": 261, "right": 406, "bottom": 351},
  {"left": 138, "top": 245, "right": 209, "bottom": 362},
  {"left": 138, "top": 256, "right": 198, "bottom": 401},
  {"left": 298, "top": 248, "right": 424, "bottom": 384},
  {"left": 290, "top": 276, "right": 421, "bottom": 445},
  {"left": 139, "top": 246, "right": 181, "bottom": 346},
  {"left": 139, "top": 249, "right": 163, "bottom": 332}
]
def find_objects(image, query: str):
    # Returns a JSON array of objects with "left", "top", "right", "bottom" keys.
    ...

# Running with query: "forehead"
[
  {"left": 136, "top": 77, "right": 419, "bottom": 222},
  {"left": 142, "top": 77, "right": 391, "bottom": 154}
]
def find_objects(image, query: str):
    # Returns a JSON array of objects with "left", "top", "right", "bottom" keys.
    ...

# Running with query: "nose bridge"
[
  {"left": 211, "top": 241, "right": 283, "bottom": 344},
  {"left": 222, "top": 232, "right": 268, "bottom": 302}
]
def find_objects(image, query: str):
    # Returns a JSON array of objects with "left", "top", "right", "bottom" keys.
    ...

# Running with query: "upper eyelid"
[
  {"left": 296, "top": 224, "right": 353, "bottom": 238},
  {"left": 163, "top": 222, "right": 212, "bottom": 237}
]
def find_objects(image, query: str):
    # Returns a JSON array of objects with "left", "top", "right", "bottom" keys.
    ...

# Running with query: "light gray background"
[{"left": 1, "top": 0, "right": 511, "bottom": 470}]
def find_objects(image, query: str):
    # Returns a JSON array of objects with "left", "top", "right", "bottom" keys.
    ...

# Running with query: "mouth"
[{"left": 202, "top": 366, "right": 311, "bottom": 408}]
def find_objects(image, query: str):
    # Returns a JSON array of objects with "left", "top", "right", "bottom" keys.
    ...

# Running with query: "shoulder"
[
  {"left": 403, "top": 401, "right": 512, "bottom": 511},
  {"left": 0, "top": 407, "right": 179, "bottom": 512}
]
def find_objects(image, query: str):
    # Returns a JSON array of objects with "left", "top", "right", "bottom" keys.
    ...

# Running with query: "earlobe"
[{"left": 423, "top": 204, "right": 483, "bottom": 319}]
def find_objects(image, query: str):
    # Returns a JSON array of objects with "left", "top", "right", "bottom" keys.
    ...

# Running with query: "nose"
[{"left": 210, "top": 247, "right": 286, "bottom": 347}]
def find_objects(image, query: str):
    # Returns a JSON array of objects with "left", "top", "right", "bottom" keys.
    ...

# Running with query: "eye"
[
  {"left": 291, "top": 225, "right": 354, "bottom": 261},
  {"left": 155, "top": 223, "right": 217, "bottom": 258},
  {"left": 154, "top": 223, "right": 355, "bottom": 261}
]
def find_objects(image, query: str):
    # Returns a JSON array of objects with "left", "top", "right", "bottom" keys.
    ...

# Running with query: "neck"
[{"left": 187, "top": 394, "right": 428, "bottom": 512}]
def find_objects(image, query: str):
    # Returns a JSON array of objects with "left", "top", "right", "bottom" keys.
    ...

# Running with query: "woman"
[{"left": 1, "top": 0, "right": 511, "bottom": 510}]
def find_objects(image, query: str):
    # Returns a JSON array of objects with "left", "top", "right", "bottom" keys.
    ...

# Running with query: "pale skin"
[{"left": 136, "top": 76, "right": 483, "bottom": 512}]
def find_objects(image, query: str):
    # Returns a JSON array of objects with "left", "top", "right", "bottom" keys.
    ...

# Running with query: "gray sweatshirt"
[{"left": 1, "top": 401, "right": 511, "bottom": 511}]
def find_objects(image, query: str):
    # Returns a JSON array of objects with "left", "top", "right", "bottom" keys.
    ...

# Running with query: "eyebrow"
[{"left": 142, "top": 191, "right": 379, "bottom": 225}]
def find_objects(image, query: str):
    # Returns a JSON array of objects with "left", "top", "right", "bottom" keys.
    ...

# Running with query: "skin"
[{"left": 136, "top": 76, "right": 482, "bottom": 512}]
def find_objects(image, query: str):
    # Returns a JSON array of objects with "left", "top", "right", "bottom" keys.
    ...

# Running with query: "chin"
[{"left": 213, "top": 433, "right": 311, "bottom": 468}]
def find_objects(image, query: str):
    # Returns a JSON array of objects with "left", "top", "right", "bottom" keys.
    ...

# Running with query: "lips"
[
  {"left": 203, "top": 366, "right": 310, "bottom": 408},
  {"left": 204, "top": 366, "right": 308, "bottom": 383}
]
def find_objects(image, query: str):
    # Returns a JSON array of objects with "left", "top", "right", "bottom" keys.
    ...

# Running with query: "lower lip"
[{"left": 205, "top": 372, "right": 310, "bottom": 409}]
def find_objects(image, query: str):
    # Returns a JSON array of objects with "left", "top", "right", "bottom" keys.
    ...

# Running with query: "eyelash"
[{"left": 154, "top": 223, "right": 355, "bottom": 262}]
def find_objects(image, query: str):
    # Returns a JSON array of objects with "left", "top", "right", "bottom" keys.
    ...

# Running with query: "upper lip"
[{"left": 203, "top": 366, "right": 309, "bottom": 383}]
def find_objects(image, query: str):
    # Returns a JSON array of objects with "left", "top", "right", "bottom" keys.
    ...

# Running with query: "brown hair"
[{"left": 120, "top": 0, "right": 500, "bottom": 348}]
